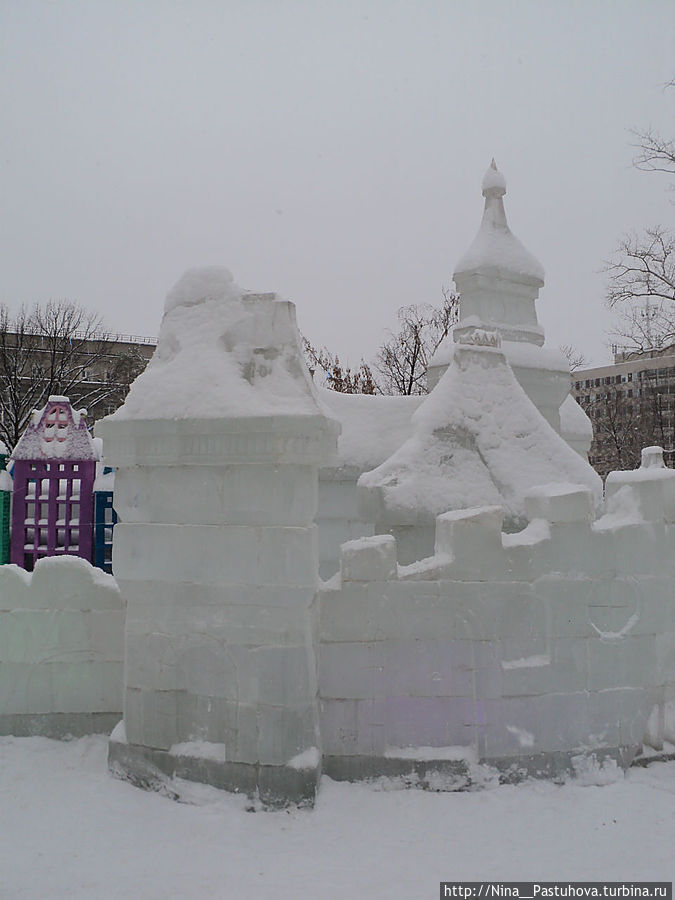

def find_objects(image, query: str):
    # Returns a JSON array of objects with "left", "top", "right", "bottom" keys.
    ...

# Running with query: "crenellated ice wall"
[
  {"left": 315, "top": 388, "right": 422, "bottom": 578},
  {"left": 0, "top": 556, "right": 123, "bottom": 737},
  {"left": 319, "top": 459, "right": 675, "bottom": 783}
]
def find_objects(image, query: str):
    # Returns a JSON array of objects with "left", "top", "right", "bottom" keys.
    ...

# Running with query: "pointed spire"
[
  {"left": 453, "top": 161, "right": 544, "bottom": 284},
  {"left": 482, "top": 158, "right": 506, "bottom": 198}
]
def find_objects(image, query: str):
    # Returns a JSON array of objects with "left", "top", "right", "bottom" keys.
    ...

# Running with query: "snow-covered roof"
[
  {"left": 454, "top": 160, "right": 545, "bottom": 285},
  {"left": 11, "top": 397, "right": 97, "bottom": 462},
  {"left": 359, "top": 330, "right": 601, "bottom": 526},
  {"left": 109, "top": 267, "right": 326, "bottom": 421},
  {"left": 0, "top": 440, "right": 8, "bottom": 455},
  {"left": 317, "top": 387, "right": 422, "bottom": 470}
]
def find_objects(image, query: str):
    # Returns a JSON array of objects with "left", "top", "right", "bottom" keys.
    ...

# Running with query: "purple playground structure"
[{"left": 10, "top": 397, "right": 97, "bottom": 570}]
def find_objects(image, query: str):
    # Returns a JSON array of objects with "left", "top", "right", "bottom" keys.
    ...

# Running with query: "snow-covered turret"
[
  {"left": 427, "top": 161, "right": 592, "bottom": 445},
  {"left": 359, "top": 327, "right": 602, "bottom": 561},
  {"left": 453, "top": 159, "right": 545, "bottom": 346},
  {"left": 360, "top": 163, "right": 601, "bottom": 562}
]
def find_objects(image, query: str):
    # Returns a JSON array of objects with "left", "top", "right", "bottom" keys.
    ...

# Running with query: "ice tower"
[
  {"left": 99, "top": 269, "right": 338, "bottom": 807},
  {"left": 453, "top": 158, "right": 545, "bottom": 346},
  {"left": 427, "top": 160, "right": 581, "bottom": 437},
  {"left": 359, "top": 162, "right": 601, "bottom": 562}
]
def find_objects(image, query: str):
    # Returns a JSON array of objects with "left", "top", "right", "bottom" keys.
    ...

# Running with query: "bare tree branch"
[
  {"left": 559, "top": 344, "right": 588, "bottom": 372},
  {"left": 630, "top": 79, "right": 675, "bottom": 178},
  {"left": 580, "top": 376, "right": 673, "bottom": 480},
  {"left": 302, "top": 288, "right": 460, "bottom": 397},
  {"left": 605, "top": 226, "right": 675, "bottom": 354},
  {"left": 631, "top": 127, "right": 675, "bottom": 177},
  {"left": 302, "top": 337, "right": 377, "bottom": 394},
  {"left": 0, "top": 301, "right": 149, "bottom": 451},
  {"left": 374, "top": 289, "right": 459, "bottom": 395},
  {"left": 605, "top": 226, "right": 675, "bottom": 310},
  {"left": 605, "top": 80, "right": 675, "bottom": 356}
]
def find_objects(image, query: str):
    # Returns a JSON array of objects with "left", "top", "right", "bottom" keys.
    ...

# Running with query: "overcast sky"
[{"left": 1, "top": 1, "right": 673, "bottom": 369}]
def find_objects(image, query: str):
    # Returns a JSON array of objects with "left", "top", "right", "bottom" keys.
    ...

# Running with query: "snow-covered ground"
[{"left": 1, "top": 737, "right": 674, "bottom": 899}]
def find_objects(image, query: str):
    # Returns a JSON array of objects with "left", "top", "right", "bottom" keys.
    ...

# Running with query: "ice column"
[{"left": 98, "top": 268, "right": 338, "bottom": 806}]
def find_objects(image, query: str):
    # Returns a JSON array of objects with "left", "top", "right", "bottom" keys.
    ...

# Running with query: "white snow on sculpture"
[
  {"left": 359, "top": 331, "right": 602, "bottom": 528},
  {"left": 427, "top": 161, "right": 584, "bottom": 456},
  {"left": 455, "top": 160, "right": 544, "bottom": 284},
  {"left": 316, "top": 387, "right": 422, "bottom": 470},
  {"left": 111, "top": 267, "right": 322, "bottom": 421},
  {"left": 429, "top": 333, "right": 568, "bottom": 375},
  {"left": 559, "top": 394, "right": 593, "bottom": 457},
  {"left": 99, "top": 269, "right": 338, "bottom": 807},
  {"left": 163, "top": 266, "right": 240, "bottom": 314}
]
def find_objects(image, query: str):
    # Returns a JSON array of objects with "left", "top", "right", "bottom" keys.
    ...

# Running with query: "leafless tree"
[
  {"left": 606, "top": 227, "right": 675, "bottom": 310},
  {"left": 374, "top": 288, "right": 459, "bottom": 395},
  {"left": 605, "top": 227, "right": 675, "bottom": 353},
  {"left": 302, "top": 288, "right": 459, "bottom": 396},
  {"left": 559, "top": 343, "right": 588, "bottom": 372},
  {"left": 0, "top": 301, "right": 149, "bottom": 451},
  {"left": 579, "top": 375, "right": 674, "bottom": 480},
  {"left": 630, "top": 80, "right": 675, "bottom": 179},
  {"left": 302, "top": 337, "right": 377, "bottom": 394},
  {"left": 606, "top": 79, "right": 675, "bottom": 353}
]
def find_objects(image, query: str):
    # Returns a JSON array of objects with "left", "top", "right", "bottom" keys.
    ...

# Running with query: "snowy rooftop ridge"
[{"left": 454, "top": 160, "right": 545, "bottom": 285}]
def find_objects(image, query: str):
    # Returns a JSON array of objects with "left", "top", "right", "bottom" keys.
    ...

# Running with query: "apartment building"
[
  {"left": 572, "top": 345, "right": 675, "bottom": 478},
  {"left": 0, "top": 330, "right": 156, "bottom": 449}
]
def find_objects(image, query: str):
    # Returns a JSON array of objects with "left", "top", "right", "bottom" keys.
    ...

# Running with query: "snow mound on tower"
[
  {"left": 358, "top": 336, "right": 601, "bottom": 526},
  {"left": 110, "top": 267, "right": 322, "bottom": 421}
]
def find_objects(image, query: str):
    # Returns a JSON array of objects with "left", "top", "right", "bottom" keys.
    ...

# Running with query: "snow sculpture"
[
  {"left": 359, "top": 328, "right": 601, "bottom": 561},
  {"left": 427, "top": 160, "right": 590, "bottom": 446},
  {"left": 10, "top": 397, "right": 97, "bottom": 569},
  {"left": 559, "top": 393, "right": 594, "bottom": 458},
  {"left": 453, "top": 159, "right": 545, "bottom": 345},
  {"left": 98, "top": 268, "right": 339, "bottom": 807},
  {"left": 359, "top": 163, "right": 601, "bottom": 562}
]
